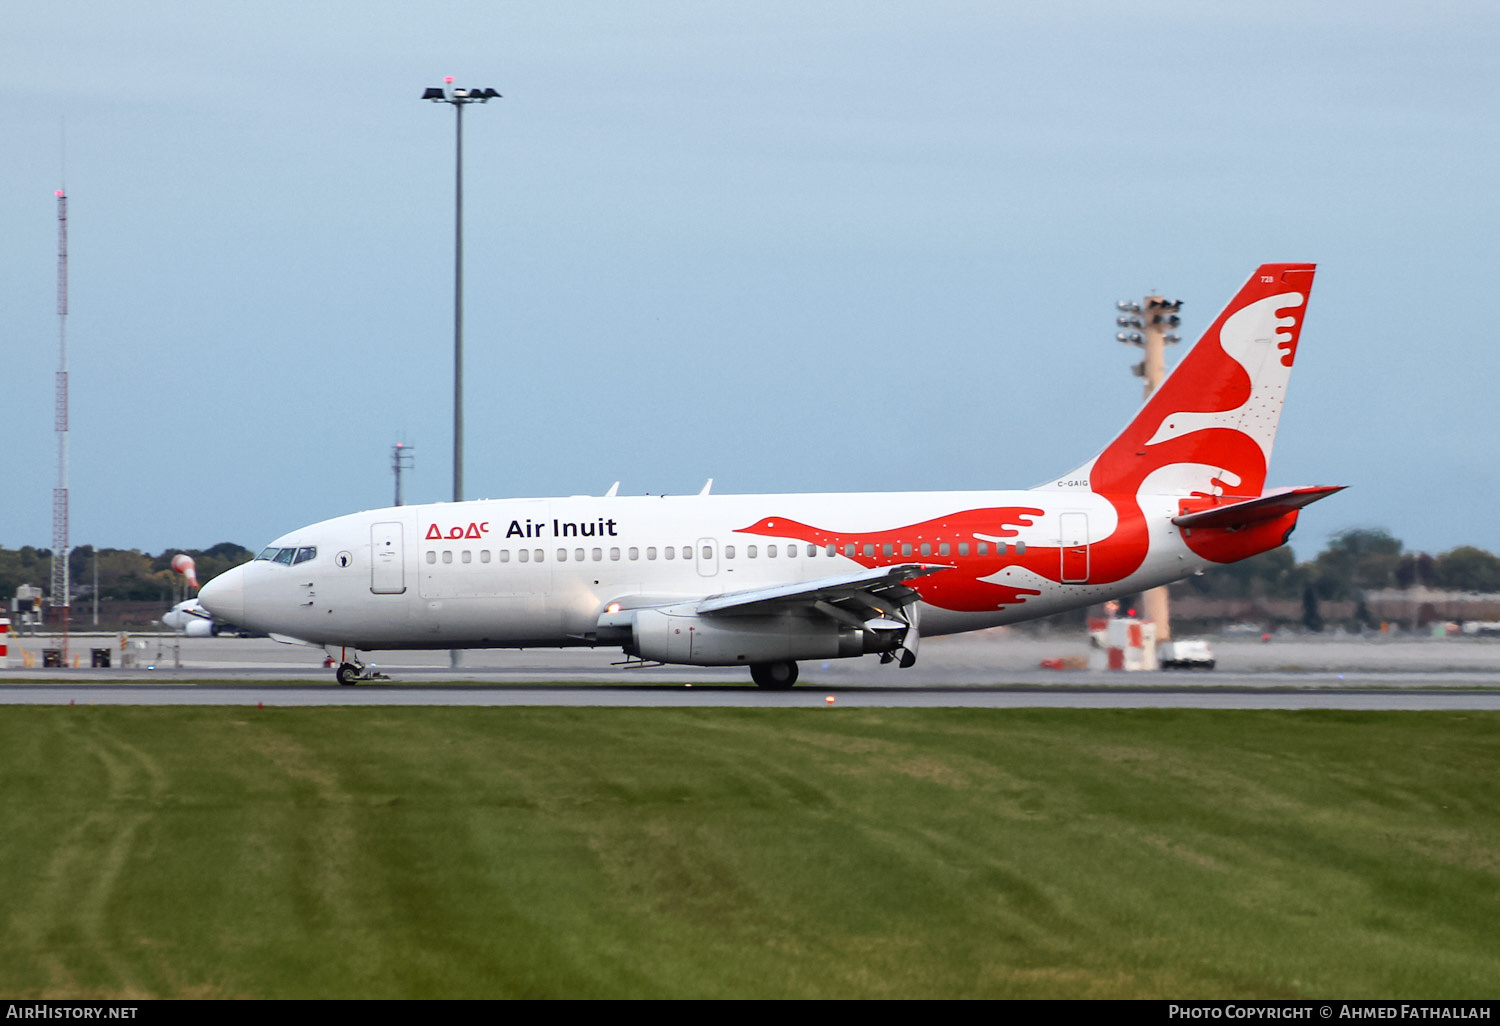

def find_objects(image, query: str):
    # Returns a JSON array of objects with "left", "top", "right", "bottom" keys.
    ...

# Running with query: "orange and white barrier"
[
  {"left": 1088, "top": 617, "right": 1158, "bottom": 671},
  {"left": 0, "top": 617, "right": 8, "bottom": 666}
]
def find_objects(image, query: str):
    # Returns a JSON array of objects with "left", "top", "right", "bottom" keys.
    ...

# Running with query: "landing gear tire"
[
  {"left": 336, "top": 662, "right": 361, "bottom": 686},
  {"left": 751, "top": 660, "right": 799, "bottom": 689}
]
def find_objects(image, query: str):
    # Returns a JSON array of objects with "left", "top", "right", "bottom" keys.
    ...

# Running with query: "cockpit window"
[{"left": 256, "top": 545, "right": 318, "bottom": 565}]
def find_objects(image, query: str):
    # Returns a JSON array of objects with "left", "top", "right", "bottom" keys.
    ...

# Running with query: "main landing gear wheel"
[
  {"left": 750, "top": 660, "right": 799, "bottom": 689},
  {"left": 333, "top": 660, "right": 390, "bottom": 684}
]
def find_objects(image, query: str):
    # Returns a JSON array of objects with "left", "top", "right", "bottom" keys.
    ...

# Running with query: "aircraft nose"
[{"left": 199, "top": 564, "right": 246, "bottom": 625}]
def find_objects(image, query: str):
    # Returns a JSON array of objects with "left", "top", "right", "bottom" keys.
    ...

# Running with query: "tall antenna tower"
[{"left": 52, "top": 188, "right": 70, "bottom": 665}]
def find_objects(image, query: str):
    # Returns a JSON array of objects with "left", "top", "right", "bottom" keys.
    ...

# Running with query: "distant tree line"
[
  {"left": 1172, "top": 528, "right": 1500, "bottom": 630},
  {"left": 0, "top": 543, "right": 253, "bottom": 605}
]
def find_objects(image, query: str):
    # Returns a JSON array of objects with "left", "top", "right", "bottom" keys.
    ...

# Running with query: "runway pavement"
[{"left": 4, "top": 629, "right": 1499, "bottom": 708}]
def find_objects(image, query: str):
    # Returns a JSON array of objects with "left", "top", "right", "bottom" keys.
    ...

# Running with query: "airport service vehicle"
[
  {"left": 1158, "top": 638, "right": 1216, "bottom": 670},
  {"left": 200, "top": 263, "right": 1341, "bottom": 686}
]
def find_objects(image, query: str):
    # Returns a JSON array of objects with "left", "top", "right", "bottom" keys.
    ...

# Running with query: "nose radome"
[{"left": 199, "top": 564, "right": 246, "bottom": 625}]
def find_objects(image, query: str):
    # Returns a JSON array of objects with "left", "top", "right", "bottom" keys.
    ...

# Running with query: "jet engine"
[
  {"left": 599, "top": 606, "right": 904, "bottom": 667},
  {"left": 181, "top": 617, "right": 215, "bottom": 638}
]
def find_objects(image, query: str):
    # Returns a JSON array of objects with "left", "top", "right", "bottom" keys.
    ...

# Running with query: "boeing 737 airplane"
[{"left": 200, "top": 263, "right": 1341, "bottom": 686}]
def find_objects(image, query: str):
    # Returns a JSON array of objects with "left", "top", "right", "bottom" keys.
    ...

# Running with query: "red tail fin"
[{"left": 1050, "top": 263, "right": 1316, "bottom": 500}]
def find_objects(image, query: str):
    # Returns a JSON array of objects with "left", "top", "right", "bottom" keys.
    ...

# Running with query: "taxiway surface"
[{"left": 3, "top": 631, "right": 1498, "bottom": 709}]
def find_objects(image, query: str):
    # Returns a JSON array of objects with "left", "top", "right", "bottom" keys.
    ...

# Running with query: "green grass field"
[{"left": 1, "top": 705, "right": 1496, "bottom": 999}]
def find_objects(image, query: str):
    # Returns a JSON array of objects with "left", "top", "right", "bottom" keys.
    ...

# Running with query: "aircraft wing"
[
  {"left": 179, "top": 599, "right": 212, "bottom": 622},
  {"left": 694, "top": 562, "right": 950, "bottom": 619}
]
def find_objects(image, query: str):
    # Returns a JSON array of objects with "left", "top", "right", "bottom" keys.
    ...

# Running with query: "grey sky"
[{"left": 4, "top": 1, "right": 1497, "bottom": 560}]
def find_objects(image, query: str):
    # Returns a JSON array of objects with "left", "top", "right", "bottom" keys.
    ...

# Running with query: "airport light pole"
[
  {"left": 392, "top": 441, "right": 415, "bottom": 507},
  {"left": 1116, "top": 293, "right": 1183, "bottom": 641},
  {"left": 1115, "top": 295, "right": 1181, "bottom": 402},
  {"left": 422, "top": 79, "right": 500, "bottom": 504}
]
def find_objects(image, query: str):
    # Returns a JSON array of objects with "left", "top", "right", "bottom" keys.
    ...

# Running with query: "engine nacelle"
[
  {"left": 605, "top": 607, "right": 901, "bottom": 667},
  {"left": 182, "top": 617, "right": 215, "bottom": 638}
]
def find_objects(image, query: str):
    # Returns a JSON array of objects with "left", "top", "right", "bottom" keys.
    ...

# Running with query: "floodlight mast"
[
  {"left": 392, "top": 442, "right": 415, "bottom": 507},
  {"left": 1115, "top": 291, "right": 1184, "bottom": 642},
  {"left": 423, "top": 81, "right": 500, "bottom": 504}
]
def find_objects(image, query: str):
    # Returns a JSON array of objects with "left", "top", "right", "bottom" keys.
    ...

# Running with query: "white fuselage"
[{"left": 212, "top": 487, "right": 1211, "bottom": 652}]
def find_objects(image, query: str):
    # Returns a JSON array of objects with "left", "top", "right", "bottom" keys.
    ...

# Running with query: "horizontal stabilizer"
[{"left": 1172, "top": 486, "right": 1346, "bottom": 531}]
